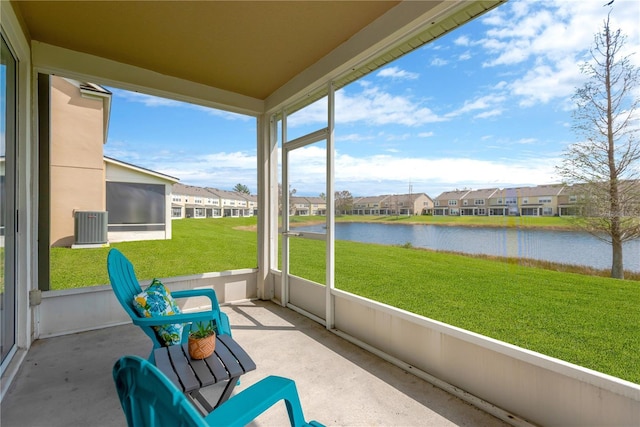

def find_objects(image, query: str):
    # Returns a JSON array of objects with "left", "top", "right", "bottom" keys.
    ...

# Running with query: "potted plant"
[{"left": 188, "top": 321, "right": 216, "bottom": 359}]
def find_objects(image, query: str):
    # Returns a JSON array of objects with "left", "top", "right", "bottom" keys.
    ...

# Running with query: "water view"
[{"left": 295, "top": 222, "right": 640, "bottom": 273}]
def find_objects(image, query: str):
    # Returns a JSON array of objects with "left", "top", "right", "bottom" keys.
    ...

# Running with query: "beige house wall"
[{"left": 50, "top": 77, "right": 106, "bottom": 247}]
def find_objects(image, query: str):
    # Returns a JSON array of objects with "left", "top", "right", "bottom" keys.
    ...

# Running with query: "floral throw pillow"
[{"left": 132, "top": 278, "right": 184, "bottom": 346}]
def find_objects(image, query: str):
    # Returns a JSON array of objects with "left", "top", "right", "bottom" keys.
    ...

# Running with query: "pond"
[{"left": 294, "top": 222, "right": 640, "bottom": 273}]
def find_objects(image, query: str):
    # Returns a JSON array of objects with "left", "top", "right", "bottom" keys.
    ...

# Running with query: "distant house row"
[
  {"left": 290, "top": 182, "right": 640, "bottom": 218},
  {"left": 432, "top": 182, "right": 639, "bottom": 217},
  {"left": 172, "top": 178, "right": 640, "bottom": 224},
  {"left": 289, "top": 193, "right": 433, "bottom": 216},
  {"left": 350, "top": 193, "right": 433, "bottom": 216},
  {"left": 171, "top": 184, "right": 258, "bottom": 219}
]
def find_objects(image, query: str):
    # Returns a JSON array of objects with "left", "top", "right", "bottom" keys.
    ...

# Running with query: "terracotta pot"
[{"left": 188, "top": 333, "right": 216, "bottom": 359}]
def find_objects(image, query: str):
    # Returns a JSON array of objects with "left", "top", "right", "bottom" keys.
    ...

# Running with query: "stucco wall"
[{"left": 50, "top": 77, "right": 106, "bottom": 247}]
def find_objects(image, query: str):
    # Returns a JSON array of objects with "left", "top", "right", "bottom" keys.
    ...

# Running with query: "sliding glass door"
[{"left": 0, "top": 33, "right": 17, "bottom": 370}]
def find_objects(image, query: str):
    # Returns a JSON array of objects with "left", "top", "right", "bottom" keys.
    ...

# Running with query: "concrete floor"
[{"left": 1, "top": 300, "right": 510, "bottom": 427}]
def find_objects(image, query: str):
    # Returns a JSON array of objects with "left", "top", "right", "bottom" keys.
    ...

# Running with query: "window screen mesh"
[{"left": 106, "top": 182, "right": 165, "bottom": 230}]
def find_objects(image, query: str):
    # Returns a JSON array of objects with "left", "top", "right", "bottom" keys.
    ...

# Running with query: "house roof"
[
  {"left": 354, "top": 195, "right": 389, "bottom": 204},
  {"left": 304, "top": 196, "right": 327, "bottom": 204},
  {"left": 173, "top": 183, "right": 216, "bottom": 198},
  {"left": 104, "top": 156, "right": 179, "bottom": 183},
  {"left": 205, "top": 187, "right": 248, "bottom": 201},
  {"left": 394, "top": 193, "right": 430, "bottom": 203},
  {"left": 435, "top": 190, "right": 470, "bottom": 201},
  {"left": 461, "top": 188, "right": 499, "bottom": 199},
  {"left": 13, "top": 1, "right": 503, "bottom": 115},
  {"left": 504, "top": 185, "right": 564, "bottom": 198}
]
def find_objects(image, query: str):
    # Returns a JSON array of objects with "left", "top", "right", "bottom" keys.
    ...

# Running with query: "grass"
[
  {"left": 50, "top": 216, "right": 640, "bottom": 384},
  {"left": 289, "top": 237, "right": 640, "bottom": 384},
  {"left": 50, "top": 217, "right": 258, "bottom": 289}
]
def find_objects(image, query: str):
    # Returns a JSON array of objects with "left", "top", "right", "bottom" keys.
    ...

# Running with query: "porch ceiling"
[{"left": 13, "top": 1, "right": 402, "bottom": 100}]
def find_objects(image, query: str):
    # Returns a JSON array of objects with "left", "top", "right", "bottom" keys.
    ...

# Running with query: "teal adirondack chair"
[
  {"left": 113, "top": 355, "right": 324, "bottom": 427},
  {"left": 107, "top": 248, "right": 231, "bottom": 360}
]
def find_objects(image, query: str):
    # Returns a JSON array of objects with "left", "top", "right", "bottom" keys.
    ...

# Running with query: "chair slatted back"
[
  {"left": 107, "top": 248, "right": 162, "bottom": 348},
  {"left": 113, "top": 355, "right": 206, "bottom": 427}
]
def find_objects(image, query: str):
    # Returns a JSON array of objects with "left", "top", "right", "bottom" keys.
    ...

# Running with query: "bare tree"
[
  {"left": 556, "top": 12, "right": 640, "bottom": 279},
  {"left": 334, "top": 190, "right": 353, "bottom": 215},
  {"left": 289, "top": 187, "right": 297, "bottom": 215}
]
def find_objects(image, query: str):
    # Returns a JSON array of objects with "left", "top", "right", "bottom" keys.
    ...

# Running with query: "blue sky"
[{"left": 104, "top": 0, "right": 640, "bottom": 198}]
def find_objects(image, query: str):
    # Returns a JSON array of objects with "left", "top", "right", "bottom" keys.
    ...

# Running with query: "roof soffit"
[{"left": 14, "top": 1, "right": 400, "bottom": 100}]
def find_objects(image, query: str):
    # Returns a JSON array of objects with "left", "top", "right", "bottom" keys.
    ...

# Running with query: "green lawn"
[
  {"left": 50, "top": 217, "right": 258, "bottom": 289},
  {"left": 51, "top": 216, "right": 640, "bottom": 384}
]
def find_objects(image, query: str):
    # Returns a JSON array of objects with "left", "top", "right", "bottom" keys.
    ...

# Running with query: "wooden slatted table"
[{"left": 153, "top": 334, "right": 256, "bottom": 413}]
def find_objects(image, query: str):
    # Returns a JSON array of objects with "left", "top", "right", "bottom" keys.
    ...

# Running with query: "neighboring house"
[
  {"left": 433, "top": 190, "right": 470, "bottom": 216},
  {"left": 516, "top": 185, "right": 564, "bottom": 216},
  {"left": 209, "top": 188, "right": 253, "bottom": 217},
  {"left": 488, "top": 185, "right": 564, "bottom": 217},
  {"left": 243, "top": 193, "right": 259, "bottom": 216},
  {"left": 289, "top": 196, "right": 327, "bottom": 216},
  {"left": 305, "top": 196, "right": 327, "bottom": 215},
  {"left": 488, "top": 187, "right": 526, "bottom": 216},
  {"left": 395, "top": 193, "right": 433, "bottom": 215},
  {"left": 49, "top": 76, "right": 178, "bottom": 246},
  {"left": 460, "top": 188, "right": 499, "bottom": 216},
  {"left": 290, "top": 196, "right": 310, "bottom": 216},
  {"left": 487, "top": 189, "right": 510, "bottom": 216},
  {"left": 352, "top": 193, "right": 433, "bottom": 215},
  {"left": 557, "top": 184, "right": 586, "bottom": 217},
  {"left": 557, "top": 180, "right": 640, "bottom": 217},
  {"left": 50, "top": 77, "right": 111, "bottom": 247},
  {"left": 380, "top": 193, "right": 433, "bottom": 215},
  {"left": 172, "top": 184, "right": 222, "bottom": 219},
  {"left": 171, "top": 184, "right": 256, "bottom": 219},
  {"left": 104, "top": 157, "right": 179, "bottom": 242},
  {"left": 352, "top": 195, "right": 386, "bottom": 215}
]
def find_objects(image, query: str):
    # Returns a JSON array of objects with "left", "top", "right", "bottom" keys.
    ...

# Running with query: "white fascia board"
[
  {"left": 265, "top": 0, "right": 504, "bottom": 115},
  {"left": 31, "top": 41, "right": 264, "bottom": 117}
]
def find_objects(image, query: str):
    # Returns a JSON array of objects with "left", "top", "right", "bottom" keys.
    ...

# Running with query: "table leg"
[
  {"left": 214, "top": 376, "right": 241, "bottom": 408},
  {"left": 191, "top": 390, "right": 215, "bottom": 415}
]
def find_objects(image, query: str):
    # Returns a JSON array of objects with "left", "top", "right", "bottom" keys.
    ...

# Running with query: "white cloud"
[
  {"left": 509, "top": 56, "right": 583, "bottom": 107},
  {"left": 430, "top": 58, "right": 448, "bottom": 66},
  {"left": 377, "top": 66, "right": 419, "bottom": 80},
  {"left": 446, "top": 94, "right": 507, "bottom": 118},
  {"left": 474, "top": 109, "right": 503, "bottom": 119},
  {"left": 454, "top": 35, "right": 470, "bottom": 46},
  {"left": 337, "top": 133, "right": 375, "bottom": 143},
  {"left": 282, "top": 146, "right": 561, "bottom": 197},
  {"left": 476, "top": 0, "right": 640, "bottom": 107},
  {"left": 418, "top": 132, "right": 434, "bottom": 138},
  {"left": 114, "top": 89, "right": 183, "bottom": 108},
  {"left": 288, "top": 87, "right": 445, "bottom": 127},
  {"left": 111, "top": 87, "right": 250, "bottom": 121},
  {"left": 105, "top": 146, "right": 259, "bottom": 191}
]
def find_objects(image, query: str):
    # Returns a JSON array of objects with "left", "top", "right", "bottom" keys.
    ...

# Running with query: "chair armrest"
[
  {"left": 217, "top": 312, "right": 232, "bottom": 336},
  {"left": 204, "top": 376, "right": 323, "bottom": 427},
  {"left": 171, "top": 288, "right": 231, "bottom": 336},
  {"left": 131, "top": 310, "right": 216, "bottom": 327}
]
